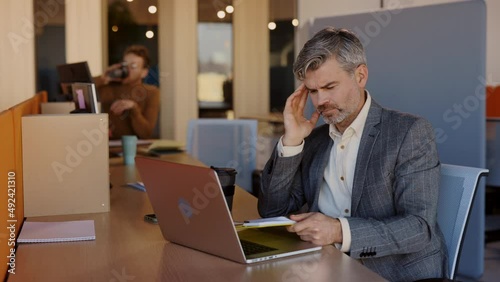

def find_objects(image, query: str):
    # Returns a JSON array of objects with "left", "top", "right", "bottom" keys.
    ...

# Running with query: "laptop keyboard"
[{"left": 240, "top": 240, "right": 277, "bottom": 256}]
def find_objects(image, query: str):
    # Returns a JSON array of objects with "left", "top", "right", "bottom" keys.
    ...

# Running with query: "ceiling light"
[
  {"left": 292, "top": 19, "right": 299, "bottom": 27},
  {"left": 217, "top": 11, "right": 226, "bottom": 19},
  {"left": 148, "top": 5, "right": 157, "bottom": 14},
  {"left": 111, "top": 25, "right": 119, "bottom": 32},
  {"left": 268, "top": 22, "right": 276, "bottom": 30},
  {"left": 145, "top": 30, "right": 154, "bottom": 39},
  {"left": 225, "top": 5, "right": 234, "bottom": 14}
]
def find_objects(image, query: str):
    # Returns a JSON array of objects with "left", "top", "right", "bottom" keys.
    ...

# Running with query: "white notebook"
[
  {"left": 242, "top": 216, "right": 296, "bottom": 228},
  {"left": 18, "top": 220, "right": 96, "bottom": 243}
]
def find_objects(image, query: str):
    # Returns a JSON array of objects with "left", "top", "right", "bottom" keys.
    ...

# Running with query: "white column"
[
  {"left": 233, "top": 0, "right": 270, "bottom": 118},
  {"left": 65, "top": 0, "right": 106, "bottom": 76},
  {"left": 0, "top": 0, "right": 36, "bottom": 111},
  {"left": 158, "top": 0, "right": 198, "bottom": 141}
]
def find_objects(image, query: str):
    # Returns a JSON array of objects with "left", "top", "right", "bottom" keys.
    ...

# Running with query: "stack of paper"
[
  {"left": 18, "top": 220, "right": 96, "bottom": 243},
  {"left": 243, "top": 216, "right": 296, "bottom": 228}
]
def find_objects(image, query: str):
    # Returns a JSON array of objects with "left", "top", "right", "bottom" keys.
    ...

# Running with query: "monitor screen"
[
  {"left": 71, "top": 83, "right": 100, "bottom": 114},
  {"left": 57, "top": 61, "right": 94, "bottom": 95}
]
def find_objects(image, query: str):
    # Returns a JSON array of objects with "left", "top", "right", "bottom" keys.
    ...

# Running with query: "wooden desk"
[{"left": 8, "top": 153, "right": 384, "bottom": 281}]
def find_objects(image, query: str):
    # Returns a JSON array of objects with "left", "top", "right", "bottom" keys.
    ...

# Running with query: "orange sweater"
[{"left": 95, "top": 77, "right": 160, "bottom": 140}]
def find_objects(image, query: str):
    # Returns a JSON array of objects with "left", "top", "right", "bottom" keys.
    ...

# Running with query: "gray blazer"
[{"left": 258, "top": 100, "right": 448, "bottom": 281}]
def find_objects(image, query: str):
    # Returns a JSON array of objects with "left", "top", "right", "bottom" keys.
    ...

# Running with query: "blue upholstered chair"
[
  {"left": 437, "top": 164, "right": 488, "bottom": 280},
  {"left": 486, "top": 118, "right": 500, "bottom": 187},
  {"left": 186, "top": 119, "right": 258, "bottom": 193}
]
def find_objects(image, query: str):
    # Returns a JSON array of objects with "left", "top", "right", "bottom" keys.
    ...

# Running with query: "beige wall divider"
[{"left": 22, "top": 114, "right": 110, "bottom": 217}]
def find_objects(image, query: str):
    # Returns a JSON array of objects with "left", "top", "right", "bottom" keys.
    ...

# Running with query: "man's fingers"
[
  {"left": 292, "top": 84, "right": 307, "bottom": 110},
  {"left": 284, "top": 91, "right": 297, "bottom": 114},
  {"left": 290, "top": 212, "right": 313, "bottom": 221},
  {"left": 309, "top": 111, "right": 320, "bottom": 126},
  {"left": 288, "top": 213, "right": 339, "bottom": 246},
  {"left": 285, "top": 84, "right": 306, "bottom": 109},
  {"left": 288, "top": 213, "right": 314, "bottom": 232},
  {"left": 292, "top": 83, "right": 305, "bottom": 94},
  {"left": 297, "top": 86, "right": 309, "bottom": 111}
]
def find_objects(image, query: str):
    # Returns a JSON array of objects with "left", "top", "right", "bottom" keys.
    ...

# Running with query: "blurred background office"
[
  {"left": 25, "top": 0, "right": 299, "bottom": 142},
  {"left": 1, "top": 0, "right": 500, "bottom": 280},
  {"left": 2, "top": 0, "right": 499, "bottom": 142}
]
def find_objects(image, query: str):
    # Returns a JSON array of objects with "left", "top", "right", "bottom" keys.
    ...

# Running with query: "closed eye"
[{"left": 321, "top": 81, "right": 338, "bottom": 91}]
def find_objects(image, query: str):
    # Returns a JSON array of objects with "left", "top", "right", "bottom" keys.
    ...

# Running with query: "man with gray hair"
[{"left": 258, "top": 27, "right": 447, "bottom": 281}]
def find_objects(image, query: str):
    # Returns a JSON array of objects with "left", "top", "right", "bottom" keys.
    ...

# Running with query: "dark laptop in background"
[
  {"left": 56, "top": 61, "right": 99, "bottom": 113},
  {"left": 135, "top": 156, "right": 322, "bottom": 264},
  {"left": 56, "top": 61, "right": 94, "bottom": 97}
]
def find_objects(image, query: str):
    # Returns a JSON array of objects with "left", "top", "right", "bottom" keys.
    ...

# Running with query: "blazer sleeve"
[
  {"left": 257, "top": 147, "right": 307, "bottom": 217},
  {"left": 348, "top": 118, "right": 441, "bottom": 259}
]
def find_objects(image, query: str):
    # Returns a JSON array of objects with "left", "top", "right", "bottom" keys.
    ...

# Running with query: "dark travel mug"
[{"left": 211, "top": 166, "right": 237, "bottom": 211}]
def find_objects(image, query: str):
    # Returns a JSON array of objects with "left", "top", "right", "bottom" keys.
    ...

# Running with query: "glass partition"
[
  {"left": 108, "top": 0, "right": 159, "bottom": 86},
  {"left": 269, "top": 0, "right": 297, "bottom": 113},
  {"left": 197, "top": 0, "right": 234, "bottom": 118},
  {"left": 34, "top": 0, "right": 66, "bottom": 101}
]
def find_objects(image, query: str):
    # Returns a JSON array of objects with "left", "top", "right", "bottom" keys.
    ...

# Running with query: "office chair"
[
  {"left": 437, "top": 164, "right": 488, "bottom": 280},
  {"left": 486, "top": 86, "right": 500, "bottom": 188},
  {"left": 186, "top": 119, "right": 258, "bottom": 193}
]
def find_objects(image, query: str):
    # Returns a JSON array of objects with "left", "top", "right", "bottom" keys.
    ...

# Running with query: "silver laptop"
[{"left": 136, "top": 156, "right": 322, "bottom": 264}]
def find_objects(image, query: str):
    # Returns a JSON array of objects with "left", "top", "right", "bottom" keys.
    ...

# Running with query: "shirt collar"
[{"left": 329, "top": 90, "right": 372, "bottom": 139}]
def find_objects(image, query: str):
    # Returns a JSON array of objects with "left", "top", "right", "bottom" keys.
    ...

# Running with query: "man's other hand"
[{"left": 287, "top": 212, "right": 342, "bottom": 246}]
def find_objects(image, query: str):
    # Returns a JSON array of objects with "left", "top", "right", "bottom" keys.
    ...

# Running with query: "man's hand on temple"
[{"left": 282, "top": 83, "right": 320, "bottom": 146}]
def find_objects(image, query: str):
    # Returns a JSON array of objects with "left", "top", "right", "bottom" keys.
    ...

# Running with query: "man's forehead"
[
  {"left": 303, "top": 80, "right": 317, "bottom": 90},
  {"left": 303, "top": 59, "right": 347, "bottom": 89},
  {"left": 303, "top": 71, "right": 338, "bottom": 89}
]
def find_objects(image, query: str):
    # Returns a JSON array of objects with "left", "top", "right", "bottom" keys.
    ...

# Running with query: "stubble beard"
[{"left": 318, "top": 95, "right": 359, "bottom": 125}]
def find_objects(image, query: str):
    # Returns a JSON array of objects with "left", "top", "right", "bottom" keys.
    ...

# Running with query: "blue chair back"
[
  {"left": 186, "top": 119, "right": 258, "bottom": 193},
  {"left": 438, "top": 164, "right": 488, "bottom": 279}
]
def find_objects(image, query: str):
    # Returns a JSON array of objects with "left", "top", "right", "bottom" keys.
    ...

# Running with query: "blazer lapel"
[{"left": 351, "top": 101, "right": 382, "bottom": 214}]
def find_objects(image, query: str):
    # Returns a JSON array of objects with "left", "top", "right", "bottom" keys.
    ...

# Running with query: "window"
[{"left": 197, "top": 0, "right": 234, "bottom": 118}]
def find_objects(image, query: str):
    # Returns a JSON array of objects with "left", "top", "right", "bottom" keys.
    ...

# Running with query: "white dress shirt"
[{"left": 278, "top": 92, "right": 372, "bottom": 252}]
